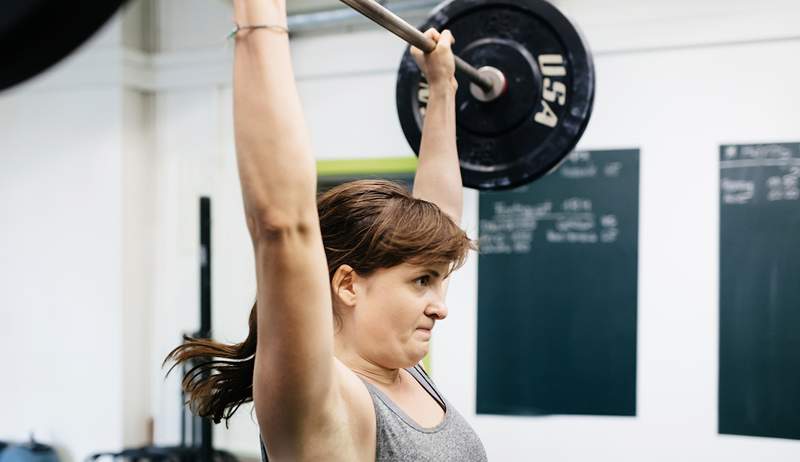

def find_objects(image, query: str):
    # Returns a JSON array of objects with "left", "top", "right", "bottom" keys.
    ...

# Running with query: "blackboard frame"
[
  {"left": 718, "top": 142, "right": 800, "bottom": 441},
  {"left": 476, "top": 148, "right": 640, "bottom": 417}
]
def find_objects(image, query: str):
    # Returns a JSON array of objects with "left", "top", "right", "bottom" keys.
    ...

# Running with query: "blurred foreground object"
[
  {"left": 0, "top": 0, "right": 128, "bottom": 92},
  {"left": 0, "top": 436, "right": 59, "bottom": 462}
]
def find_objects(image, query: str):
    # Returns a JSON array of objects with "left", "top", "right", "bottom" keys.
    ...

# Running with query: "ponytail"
[{"left": 163, "top": 303, "right": 258, "bottom": 426}]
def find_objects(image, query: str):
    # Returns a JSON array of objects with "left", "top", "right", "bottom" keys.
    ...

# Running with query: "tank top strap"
[
  {"left": 259, "top": 436, "right": 269, "bottom": 461},
  {"left": 407, "top": 364, "right": 446, "bottom": 411}
]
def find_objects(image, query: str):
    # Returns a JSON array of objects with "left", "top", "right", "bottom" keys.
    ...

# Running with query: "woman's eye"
[{"left": 415, "top": 276, "right": 430, "bottom": 287}]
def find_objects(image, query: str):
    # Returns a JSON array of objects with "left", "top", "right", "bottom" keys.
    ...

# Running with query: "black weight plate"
[
  {"left": 456, "top": 37, "right": 541, "bottom": 137},
  {"left": 396, "top": 0, "right": 595, "bottom": 190},
  {"left": 1, "top": 0, "right": 128, "bottom": 92}
]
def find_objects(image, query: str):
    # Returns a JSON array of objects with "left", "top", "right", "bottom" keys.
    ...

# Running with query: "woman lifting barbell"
[{"left": 165, "top": 0, "right": 487, "bottom": 460}]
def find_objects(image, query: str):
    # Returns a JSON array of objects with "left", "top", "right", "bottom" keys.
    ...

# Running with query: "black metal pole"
[{"left": 199, "top": 197, "right": 213, "bottom": 462}]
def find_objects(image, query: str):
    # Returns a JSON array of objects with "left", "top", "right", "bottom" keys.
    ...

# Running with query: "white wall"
[
  {"left": 0, "top": 82, "right": 125, "bottom": 461},
  {"left": 2, "top": 0, "right": 800, "bottom": 460},
  {"left": 122, "top": 88, "right": 157, "bottom": 447},
  {"left": 0, "top": 6, "right": 156, "bottom": 461}
]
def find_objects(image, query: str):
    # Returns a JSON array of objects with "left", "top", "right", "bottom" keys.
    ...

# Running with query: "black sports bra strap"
[{"left": 411, "top": 364, "right": 446, "bottom": 410}]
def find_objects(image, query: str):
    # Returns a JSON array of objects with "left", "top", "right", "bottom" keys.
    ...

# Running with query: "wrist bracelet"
[{"left": 228, "top": 22, "right": 289, "bottom": 39}]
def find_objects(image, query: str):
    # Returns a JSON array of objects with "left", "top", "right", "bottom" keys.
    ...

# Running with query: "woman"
[{"left": 166, "top": 0, "right": 486, "bottom": 460}]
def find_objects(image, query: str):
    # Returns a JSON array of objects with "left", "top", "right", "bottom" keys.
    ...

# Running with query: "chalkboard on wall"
[
  {"left": 477, "top": 149, "right": 639, "bottom": 416},
  {"left": 719, "top": 143, "right": 800, "bottom": 440}
]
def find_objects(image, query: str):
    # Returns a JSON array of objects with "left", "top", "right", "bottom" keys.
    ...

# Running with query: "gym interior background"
[{"left": 1, "top": 0, "right": 799, "bottom": 460}]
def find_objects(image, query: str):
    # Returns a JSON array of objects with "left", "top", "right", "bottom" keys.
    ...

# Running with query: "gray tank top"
[{"left": 259, "top": 364, "right": 487, "bottom": 461}]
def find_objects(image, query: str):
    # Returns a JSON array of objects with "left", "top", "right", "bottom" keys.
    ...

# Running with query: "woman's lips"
[{"left": 416, "top": 328, "right": 432, "bottom": 338}]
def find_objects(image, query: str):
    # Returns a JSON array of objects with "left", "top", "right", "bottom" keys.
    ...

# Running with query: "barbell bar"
[{"left": 338, "top": 0, "right": 500, "bottom": 95}]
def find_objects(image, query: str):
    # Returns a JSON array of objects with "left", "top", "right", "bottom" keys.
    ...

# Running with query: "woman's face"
[{"left": 351, "top": 262, "right": 450, "bottom": 369}]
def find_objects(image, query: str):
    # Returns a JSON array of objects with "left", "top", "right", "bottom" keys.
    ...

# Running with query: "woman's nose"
[{"left": 426, "top": 300, "right": 448, "bottom": 320}]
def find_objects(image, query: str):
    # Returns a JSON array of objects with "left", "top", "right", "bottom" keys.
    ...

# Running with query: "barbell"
[
  {"left": 348, "top": 0, "right": 595, "bottom": 190},
  {"left": 0, "top": 0, "right": 594, "bottom": 190}
]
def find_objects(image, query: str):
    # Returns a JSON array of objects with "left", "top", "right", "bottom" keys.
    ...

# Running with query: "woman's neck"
[{"left": 334, "top": 336, "right": 402, "bottom": 386}]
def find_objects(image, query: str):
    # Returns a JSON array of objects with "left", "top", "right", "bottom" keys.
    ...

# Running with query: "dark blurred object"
[
  {"left": 0, "top": 0, "right": 128, "bottom": 92},
  {"left": 86, "top": 446, "right": 238, "bottom": 462},
  {"left": 0, "top": 436, "right": 60, "bottom": 462}
]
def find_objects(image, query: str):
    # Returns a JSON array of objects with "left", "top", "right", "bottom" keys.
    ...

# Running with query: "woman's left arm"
[{"left": 411, "top": 29, "right": 462, "bottom": 224}]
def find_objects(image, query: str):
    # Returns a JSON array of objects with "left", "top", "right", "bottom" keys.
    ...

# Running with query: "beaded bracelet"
[{"left": 228, "top": 22, "right": 289, "bottom": 39}]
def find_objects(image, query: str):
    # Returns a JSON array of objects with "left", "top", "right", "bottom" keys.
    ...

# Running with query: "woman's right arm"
[{"left": 231, "top": 0, "right": 340, "bottom": 453}]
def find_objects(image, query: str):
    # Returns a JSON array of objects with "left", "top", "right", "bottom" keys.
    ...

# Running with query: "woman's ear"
[{"left": 331, "top": 264, "right": 358, "bottom": 307}]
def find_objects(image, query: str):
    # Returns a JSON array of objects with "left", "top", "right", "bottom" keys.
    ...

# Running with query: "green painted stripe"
[
  {"left": 422, "top": 351, "right": 432, "bottom": 374},
  {"left": 317, "top": 156, "right": 418, "bottom": 176}
]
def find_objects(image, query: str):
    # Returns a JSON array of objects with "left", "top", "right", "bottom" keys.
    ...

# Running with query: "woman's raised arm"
[
  {"left": 411, "top": 29, "right": 463, "bottom": 224},
  {"left": 231, "top": 0, "right": 339, "bottom": 455},
  {"left": 233, "top": 0, "right": 317, "bottom": 222}
]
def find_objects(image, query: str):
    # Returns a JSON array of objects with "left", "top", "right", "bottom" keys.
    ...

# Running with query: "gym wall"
[
  {"left": 0, "top": 8, "right": 155, "bottom": 458},
  {"left": 1, "top": 0, "right": 799, "bottom": 460}
]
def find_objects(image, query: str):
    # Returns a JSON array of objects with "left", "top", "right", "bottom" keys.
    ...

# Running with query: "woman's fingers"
[
  {"left": 441, "top": 29, "right": 454, "bottom": 46},
  {"left": 410, "top": 48, "right": 426, "bottom": 76},
  {"left": 436, "top": 30, "right": 453, "bottom": 53},
  {"left": 412, "top": 28, "right": 457, "bottom": 88},
  {"left": 425, "top": 27, "right": 439, "bottom": 43}
]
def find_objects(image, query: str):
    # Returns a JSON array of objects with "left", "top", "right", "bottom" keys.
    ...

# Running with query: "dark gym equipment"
[
  {"left": 394, "top": 0, "right": 595, "bottom": 190},
  {"left": 198, "top": 197, "right": 214, "bottom": 458},
  {"left": 88, "top": 198, "right": 237, "bottom": 462},
  {"left": 0, "top": 436, "right": 59, "bottom": 462},
  {"left": 0, "top": 0, "right": 128, "bottom": 91}
]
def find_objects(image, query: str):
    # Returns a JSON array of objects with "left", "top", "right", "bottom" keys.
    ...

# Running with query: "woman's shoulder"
[
  {"left": 257, "top": 359, "right": 377, "bottom": 462},
  {"left": 333, "top": 358, "right": 377, "bottom": 443}
]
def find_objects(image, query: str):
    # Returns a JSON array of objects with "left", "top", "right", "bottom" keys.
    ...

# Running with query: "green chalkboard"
[
  {"left": 477, "top": 149, "right": 639, "bottom": 416},
  {"left": 719, "top": 143, "right": 800, "bottom": 440}
]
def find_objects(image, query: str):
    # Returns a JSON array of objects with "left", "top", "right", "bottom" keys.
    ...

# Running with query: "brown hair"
[{"left": 164, "top": 179, "right": 475, "bottom": 425}]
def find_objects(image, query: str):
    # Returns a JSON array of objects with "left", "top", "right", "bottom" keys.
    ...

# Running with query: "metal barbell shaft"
[{"left": 337, "top": 0, "right": 496, "bottom": 93}]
